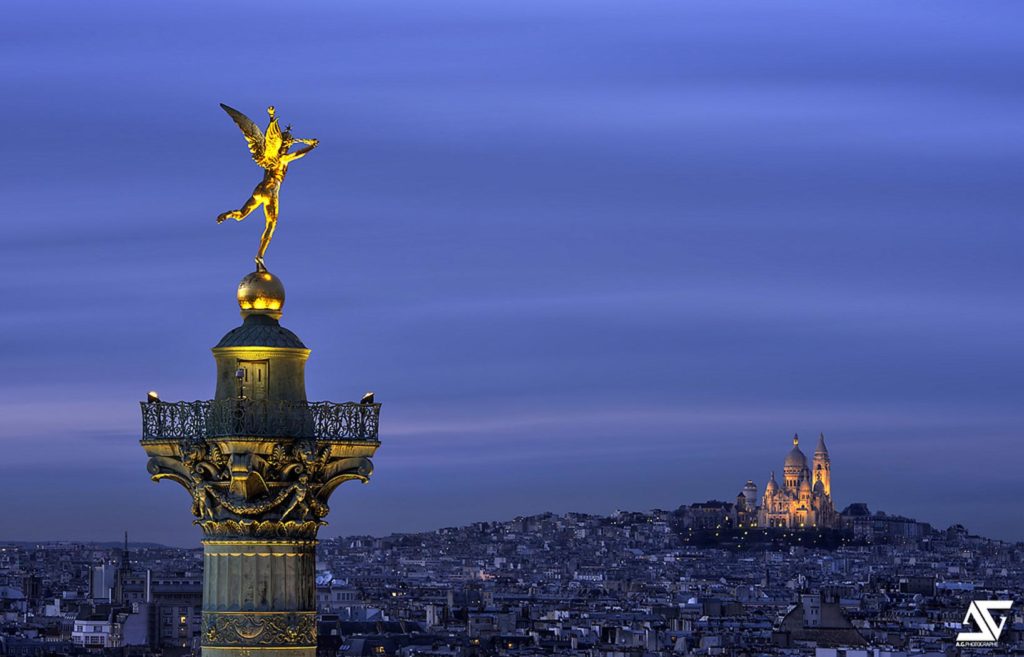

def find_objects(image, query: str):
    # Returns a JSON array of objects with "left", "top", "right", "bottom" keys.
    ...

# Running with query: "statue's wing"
[
  {"left": 220, "top": 103, "right": 266, "bottom": 165},
  {"left": 263, "top": 117, "right": 283, "bottom": 162}
]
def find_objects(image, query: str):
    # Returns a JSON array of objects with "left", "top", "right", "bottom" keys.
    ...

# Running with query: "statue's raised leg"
[{"left": 217, "top": 195, "right": 261, "bottom": 224}]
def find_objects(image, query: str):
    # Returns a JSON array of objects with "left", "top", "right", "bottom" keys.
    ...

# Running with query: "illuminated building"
[{"left": 739, "top": 434, "right": 837, "bottom": 529}]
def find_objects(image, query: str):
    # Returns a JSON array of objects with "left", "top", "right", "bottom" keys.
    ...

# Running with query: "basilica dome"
[{"left": 784, "top": 434, "right": 806, "bottom": 469}]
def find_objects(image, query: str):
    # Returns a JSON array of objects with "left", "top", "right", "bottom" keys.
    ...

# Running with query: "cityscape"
[
  {"left": 1, "top": 499, "right": 1021, "bottom": 657},
  {"left": 3, "top": 1, "right": 1023, "bottom": 657},
  {"left": 0, "top": 429, "right": 1020, "bottom": 656}
]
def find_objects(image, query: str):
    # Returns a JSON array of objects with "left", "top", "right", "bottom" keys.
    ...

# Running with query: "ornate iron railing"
[{"left": 140, "top": 400, "right": 380, "bottom": 442}]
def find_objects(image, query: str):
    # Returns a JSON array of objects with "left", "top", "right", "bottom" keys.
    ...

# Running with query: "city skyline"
[
  {"left": 3, "top": 503, "right": 1011, "bottom": 654},
  {"left": 2, "top": 0, "right": 1023, "bottom": 546}
]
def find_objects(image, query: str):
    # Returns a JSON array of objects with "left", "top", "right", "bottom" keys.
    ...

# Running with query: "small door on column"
[{"left": 238, "top": 360, "right": 269, "bottom": 400}]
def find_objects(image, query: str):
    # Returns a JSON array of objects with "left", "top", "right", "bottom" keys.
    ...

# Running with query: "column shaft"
[{"left": 201, "top": 540, "right": 317, "bottom": 657}]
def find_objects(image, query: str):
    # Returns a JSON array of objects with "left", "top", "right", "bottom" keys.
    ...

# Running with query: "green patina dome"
[{"left": 215, "top": 314, "right": 306, "bottom": 349}]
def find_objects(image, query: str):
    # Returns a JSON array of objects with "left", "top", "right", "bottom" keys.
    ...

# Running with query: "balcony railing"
[{"left": 140, "top": 399, "right": 380, "bottom": 442}]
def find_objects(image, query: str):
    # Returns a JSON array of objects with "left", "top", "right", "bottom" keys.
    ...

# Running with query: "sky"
[{"left": 1, "top": 0, "right": 1022, "bottom": 546}]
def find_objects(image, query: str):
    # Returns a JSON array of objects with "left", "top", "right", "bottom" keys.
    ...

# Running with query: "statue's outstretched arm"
[{"left": 283, "top": 141, "right": 318, "bottom": 163}]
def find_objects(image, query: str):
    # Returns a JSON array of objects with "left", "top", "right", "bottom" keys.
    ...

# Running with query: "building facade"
[{"left": 738, "top": 434, "right": 838, "bottom": 529}]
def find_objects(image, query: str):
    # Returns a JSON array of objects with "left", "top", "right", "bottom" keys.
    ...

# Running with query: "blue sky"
[{"left": 1, "top": 0, "right": 1022, "bottom": 545}]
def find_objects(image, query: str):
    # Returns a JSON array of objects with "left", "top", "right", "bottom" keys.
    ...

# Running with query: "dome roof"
[
  {"left": 215, "top": 269, "right": 306, "bottom": 349},
  {"left": 215, "top": 314, "right": 306, "bottom": 349},
  {"left": 784, "top": 434, "right": 807, "bottom": 469},
  {"left": 765, "top": 473, "right": 778, "bottom": 493},
  {"left": 785, "top": 446, "right": 807, "bottom": 469},
  {"left": 799, "top": 477, "right": 812, "bottom": 493}
]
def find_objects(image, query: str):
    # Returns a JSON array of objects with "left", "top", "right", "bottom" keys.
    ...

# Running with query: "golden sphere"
[{"left": 237, "top": 270, "right": 285, "bottom": 319}]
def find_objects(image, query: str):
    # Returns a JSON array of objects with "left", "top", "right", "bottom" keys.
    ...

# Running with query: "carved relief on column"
[
  {"left": 202, "top": 611, "right": 316, "bottom": 648},
  {"left": 145, "top": 435, "right": 374, "bottom": 540}
]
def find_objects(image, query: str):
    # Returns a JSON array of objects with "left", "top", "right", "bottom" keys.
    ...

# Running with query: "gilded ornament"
[{"left": 216, "top": 104, "right": 319, "bottom": 272}]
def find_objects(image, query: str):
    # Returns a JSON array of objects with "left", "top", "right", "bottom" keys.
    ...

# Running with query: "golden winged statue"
[{"left": 217, "top": 104, "right": 319, "bottom": 271}]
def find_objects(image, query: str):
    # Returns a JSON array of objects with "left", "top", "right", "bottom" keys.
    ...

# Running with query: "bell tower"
[
  {"left": 140, "top": 269, "right": 381, "bottom": 657},
  {"left": 813, "top": 432, "right": 831, "bottom": 497}
]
